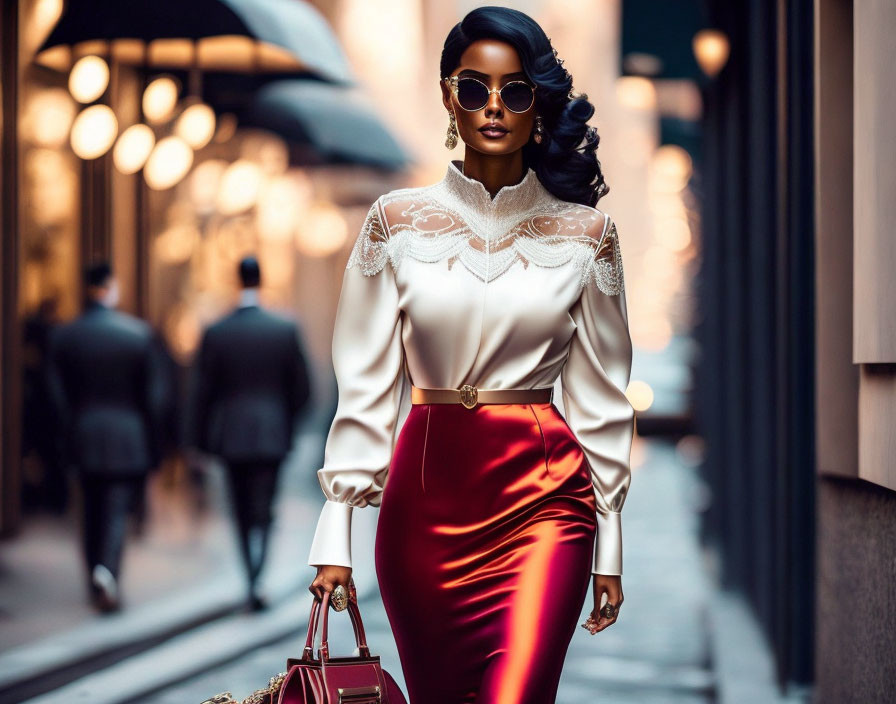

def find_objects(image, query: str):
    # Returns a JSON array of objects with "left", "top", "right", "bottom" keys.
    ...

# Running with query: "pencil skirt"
[{"left": 374, "top": 401, "right": 596, "bottom": 704}]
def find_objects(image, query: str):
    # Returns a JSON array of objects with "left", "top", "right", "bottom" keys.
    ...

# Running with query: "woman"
[{"left": 307, "top": 6, "right": 634, "bottom": 702}]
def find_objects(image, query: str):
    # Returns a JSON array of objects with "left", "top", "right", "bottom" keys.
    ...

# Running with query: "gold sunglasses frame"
[{"left": 443, "top": 75, "right": 536, "bottom": 114}]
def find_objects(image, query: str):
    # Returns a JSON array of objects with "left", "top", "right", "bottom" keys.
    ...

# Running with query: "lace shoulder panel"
[
  {"left": 345, "top": 197, "right": 390, "bottom": 275},
  {"left": 345, "top": 187, "right": 432, "bottom": 276},
  {"left": 581, "top": 210, "right": 625, "bottom": 296},
  {"left": 511, "top": 204, "right": 625, "bottom": 295}
]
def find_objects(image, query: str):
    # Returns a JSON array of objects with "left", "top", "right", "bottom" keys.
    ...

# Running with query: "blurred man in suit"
[
  {"left": 191, "top": 256, "right": 311, "bottom": 611},
  {"left": 47, "top": 262, "right": 167, "bottom": 612}
]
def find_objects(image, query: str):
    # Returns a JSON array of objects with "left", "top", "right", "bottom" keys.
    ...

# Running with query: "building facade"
[{"left": 696, "top": 0, "right": 895, "bottom": 698}]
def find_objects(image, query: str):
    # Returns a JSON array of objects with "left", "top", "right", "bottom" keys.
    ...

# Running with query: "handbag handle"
[
  {"left": 301, "top": 595, "right": 322, "bottom": 660},
  {"left": 322, "top": 580, "right": 368, "bottom": 651},
  {"left": 302, "top": 586, "right": 371, "bottom": 662}
]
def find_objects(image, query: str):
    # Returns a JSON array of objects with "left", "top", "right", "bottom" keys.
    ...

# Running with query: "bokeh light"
[
  {"left": 24, "top": 148, "right": 76, "bottom": 226},
  {"left": 175, "top": 102, "right": 217, "bottom": 149},
  {"left": 693, "top": 29, "right": 731, "bottom": 78},
  {"left": 295, "top": 201, "right": 349, "bottom": 257},
  {"left": 656, "top": 215, "right": 692, "bottom": 252},
  {"left": 189, "top": 159, "right": 229, "bottom": 214},
  {"left": 113, "top": 124, "right": 155, "bottom": 174},
  {"left": 32, "top": 0, "right": 63, "bottom": 33},
  {"left": 216, "top": 159, "right": 264, "bottom": 215},
  {"left": 22, "top": 88, "right": 76, "bottom": 147},
  {"left": 626, "top": 379, "right": 655, "bottom": 412},
  {"left": 211, "top": 215, "right": 258, "bottom": 263},
  {"left": 154, "top": 224, "right": 201, "bottom": 264},
  {"left": 240, "top": 132, "right": 289, "bottom": 175},
  {"left": 70, "top": 104, "right": 118, "bottom": 159},
  {"left": 616, "top": 76, "right": 657, "bottom": 111},
  {"left": 143, "top": 76, "right": 180, "bottom": 124},
  {"left": 68, "top": 55, "right": 109, "bottom": 103},
  {"left": 675, "top": 435, "right": 707, "bottom": 468},
  {"left": 144, "top": 136, "right": 194, "bottom": 190},
  {"left": 650, "top": 145, "right": 693, "bottom": 193},
  {"left": 257, "top": 173, "right": 312, "bottom": 242}
]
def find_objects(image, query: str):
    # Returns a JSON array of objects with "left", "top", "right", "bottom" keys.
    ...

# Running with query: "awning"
[
  {"left": 36, "top": 0, "right": 354, "bottom": 84},
  {"left": 242, "top": 80, "right": 412, "bottom": 171}
]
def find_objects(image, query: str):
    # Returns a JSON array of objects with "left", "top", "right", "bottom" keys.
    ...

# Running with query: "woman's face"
[{"left": 440, "top": 39, "right": 536, "bottom": 157}]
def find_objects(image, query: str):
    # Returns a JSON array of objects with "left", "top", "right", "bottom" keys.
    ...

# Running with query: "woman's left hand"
[{"left": 582, "top": 574, "right": 624, "bottom": 634}]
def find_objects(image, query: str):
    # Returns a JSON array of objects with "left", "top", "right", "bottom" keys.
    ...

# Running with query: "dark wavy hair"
[{"left": 439, "top": 6, "right": 609, "bottom": 206}]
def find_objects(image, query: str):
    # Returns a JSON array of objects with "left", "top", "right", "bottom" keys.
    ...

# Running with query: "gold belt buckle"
[{"left": 459, "top": 384, "right": 478, "bottom": 409}]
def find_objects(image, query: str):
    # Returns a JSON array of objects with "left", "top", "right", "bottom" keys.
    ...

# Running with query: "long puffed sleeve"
[
  {"left": 560, "top": 214, "right": 635, "bottom": 575},
  {"left": 307, "top": 197, "right": 407, "bottom": 568}
]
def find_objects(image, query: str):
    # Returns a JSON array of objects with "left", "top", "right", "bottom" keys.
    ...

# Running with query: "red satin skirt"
[{"left": 374, "top": 401, "right": 597, "bottom": 704}]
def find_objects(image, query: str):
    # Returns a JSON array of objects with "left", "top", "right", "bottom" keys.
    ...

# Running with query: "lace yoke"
[{"left": 345, "top": 169, "right": 625, "bottom": 296}]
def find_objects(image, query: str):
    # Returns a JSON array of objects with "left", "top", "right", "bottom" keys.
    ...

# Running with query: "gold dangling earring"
[
  {"left": 445, "top": 110, "right": 459, "bottom": 149},
  {"left": 533, "top": 115, "right": 544, "bottom": 144}
]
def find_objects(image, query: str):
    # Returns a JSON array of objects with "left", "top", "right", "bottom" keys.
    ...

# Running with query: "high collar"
[{"left": 440, "top": 159, "right": 545, "bottom": 215}]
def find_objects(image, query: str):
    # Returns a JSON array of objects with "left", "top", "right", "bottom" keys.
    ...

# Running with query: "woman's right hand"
[{"left": 309, "top": 565, "right": 353, "bottom": 601}]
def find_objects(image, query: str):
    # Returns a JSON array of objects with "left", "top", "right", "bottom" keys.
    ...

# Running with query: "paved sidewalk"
[
  {"left": 0, "top": 463, "right": 235, "bottom": 652},
  {"left": 0, "top": 426, "right": 330, "bottom": 652},
  {"left": 0, "top": 429, "right": 327, "bottom": 702},
  {"left": 557, "top": 438, "right": 713, "bottom": 703}
]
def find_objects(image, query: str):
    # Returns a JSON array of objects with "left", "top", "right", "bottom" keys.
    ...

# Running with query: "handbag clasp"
[{"left": 338, "top": 685, "right": 381, "bottom": 703}]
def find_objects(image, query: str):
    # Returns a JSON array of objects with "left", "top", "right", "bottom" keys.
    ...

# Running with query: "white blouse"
[{"left": 307, "top": 159, "right": 635, "bottom": 576}]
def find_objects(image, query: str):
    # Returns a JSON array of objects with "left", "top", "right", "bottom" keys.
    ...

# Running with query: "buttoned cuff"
[
  {"left": 307, "top": 500, "right": 354, "bottom": 568},
  {"left": 592, "top": 510, "right": 622, "bottom": 575}
]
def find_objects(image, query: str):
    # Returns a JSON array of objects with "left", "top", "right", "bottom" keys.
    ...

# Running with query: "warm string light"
[
  {"left": 144, "top": 135, "right": 193, "bottom": 189},
  {"left": 113, "top": 124, "right": 155, "bottom": 174},
  {"left": 68, "top": 55, "right": 109, "bottom": 103},
  {"left": 175, "top": 102, "right": 216, "bottom": 149},
  {"left": 70, "top": 104, "right": 117, "bottom": 159},
  {"left": 113, "top": 75, "right": 215, "bottom": 179},
  {"left": 45, "top": 36, "right": 363, "bottom": 358},
  {"left": 152, "top": 151, "right": 347, "bottom": 330},
  {"left": 143, "top": 76, "right": 180, "bottom": 124},
  {"left": 693, "top": 29, "right": 730, "bottom": 78}
]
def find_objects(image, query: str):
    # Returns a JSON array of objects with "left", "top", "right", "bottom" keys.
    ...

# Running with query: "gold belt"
[{"left": 410, "top": 384, "right": 553, "bottom": 409}]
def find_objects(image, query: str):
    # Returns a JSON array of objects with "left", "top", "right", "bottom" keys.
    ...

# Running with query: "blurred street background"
[{"left": 1, "top": 1, "right": 894, "bottom": 703}]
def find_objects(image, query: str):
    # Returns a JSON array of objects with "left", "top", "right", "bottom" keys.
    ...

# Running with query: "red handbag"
[{"left": 276, "top": 589, "right": 407, "bottom": 704}]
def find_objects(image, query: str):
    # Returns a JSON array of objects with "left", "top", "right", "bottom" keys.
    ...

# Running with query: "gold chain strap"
[{"left": 202, "top": 672, "right": 288, "bottom": 704}]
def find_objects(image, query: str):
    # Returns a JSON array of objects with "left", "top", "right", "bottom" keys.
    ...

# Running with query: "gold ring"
[{"left": 600, "top": 602, "right": 618, "bottom": 620}]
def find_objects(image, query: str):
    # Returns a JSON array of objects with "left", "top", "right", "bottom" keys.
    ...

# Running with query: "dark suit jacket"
[
  {"left": 46, "top": 302, "right": 167, "bottom": 476},
  {"left": 191, "top": 305, "right": 311, "bottom": 464}
]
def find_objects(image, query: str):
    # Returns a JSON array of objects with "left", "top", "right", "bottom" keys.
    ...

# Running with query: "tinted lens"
[
  {"left": 456, "top": 78, "right": 489, "bottom": 110},
  {"left": 500, "top": 82, "right": 535, "bottom": 112}
]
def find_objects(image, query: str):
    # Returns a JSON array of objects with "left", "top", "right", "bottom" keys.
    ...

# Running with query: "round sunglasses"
[{"left": 443, "top": 75, "right": 536, "bottom": 114}]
